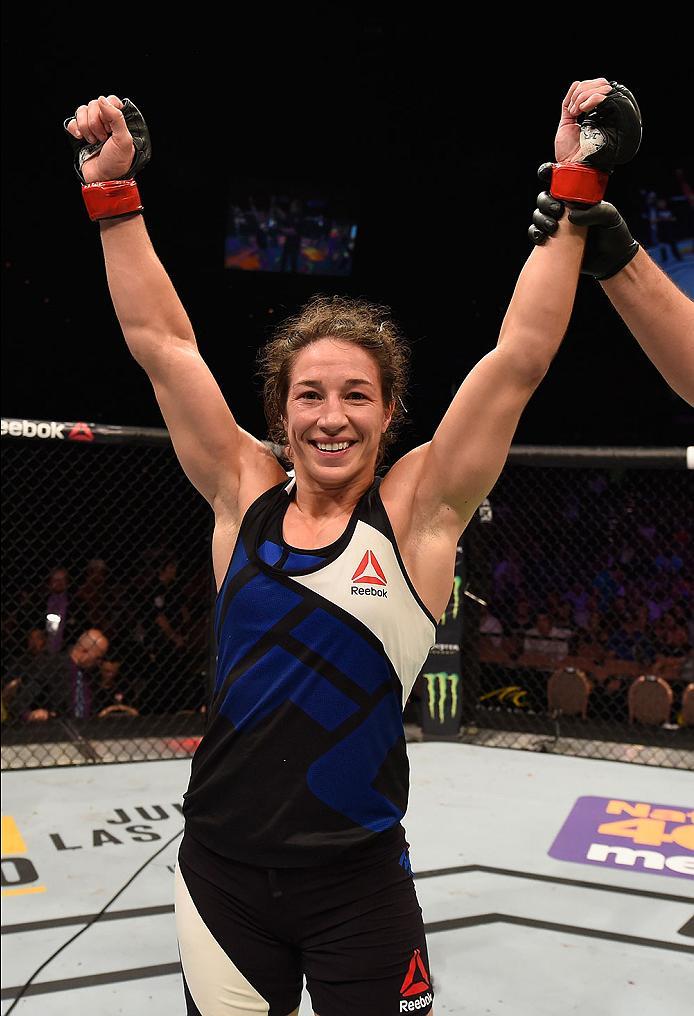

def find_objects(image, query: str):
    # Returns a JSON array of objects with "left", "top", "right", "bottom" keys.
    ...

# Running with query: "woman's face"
[{"left": 284, "top": 338, "right": 393, "bottom": 489}]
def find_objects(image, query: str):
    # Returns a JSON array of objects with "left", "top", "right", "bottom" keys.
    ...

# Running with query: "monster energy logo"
[
  {"left": 424, "top": 672, "right": 461, "bottom": 723},
  {"left": 439, "top": 576, "right": 462, "bottom": 626}
]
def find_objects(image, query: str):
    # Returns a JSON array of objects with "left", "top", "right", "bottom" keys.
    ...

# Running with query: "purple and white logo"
[{"left": 549, "top": 796, "right": 694, "bottom": 882}]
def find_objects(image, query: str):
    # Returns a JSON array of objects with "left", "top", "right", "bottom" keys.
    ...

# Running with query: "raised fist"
[
  {"left": 554, "top": 78, "right": 614, "bottom": 164},
  {"left": 64, "top": 95, "right": 136, "bottom": 183},
  {"left": 554, "top": 78, "right": 641, "bottom": 170}
]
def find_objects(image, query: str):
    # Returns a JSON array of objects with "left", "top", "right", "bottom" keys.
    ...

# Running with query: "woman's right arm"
[{"left": 69, "top": 95, "right": 285, "bottom": 516}]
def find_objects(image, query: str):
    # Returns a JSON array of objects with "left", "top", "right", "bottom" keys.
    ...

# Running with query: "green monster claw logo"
[
  {"left": 424, "top": 672, "right": 461, "bottom": 723},
  {"left": 439, "top": 576, "right": 462, "bottom": 626}
]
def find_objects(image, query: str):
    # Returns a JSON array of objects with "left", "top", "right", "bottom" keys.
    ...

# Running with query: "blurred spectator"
[
  {"left": 500, "top": 598, "right": 534, "bottom": 660},
  {"left": 45, "top": 567, "right": 71, "bottom": 653},
  {"left": 509, "top": 598, "right": 533, "bottom": 633},
  {"left": 10, "top": 628, "right": 109, "bottom": 723},
  {"left": 523, "top": 613, "right": 571, "bottom": 660},
  {"left": 2, "top": 628, "right": 50, "bottom": 720},
  {"left": 554, "top": 600, "right": 576, "bottom": 636},
  {"left": 75, "top": 558, "right": 113, "bottom": 633},
  {"left": 479, "top": 607, "right": 503, "bottom": 648},
  {"left": 593, "top": 563, "right": 625, "bottom": 612},
  {"left": 607, "top": 610, "right": 656, "bottom": 665},
  {"left": 564, "top": 581, "right": 590, "bottom": 627},
  {"left": 93, "top": 659, "right": 138, "bottom": 718},
  {"left": 653, "top": 611, "right": 691, "bottom": 658},
  {"left": 574, "top": 611, "right": 609, "bottom": 664},
  {"left": 5, "top": 627, "right": 49, "bottom": 671},
  {"left": 138, "top": 558, "right": 189, "bottom": 713},
  {"left": 545, "top": 590, "right": 563, "bottom": 617},
  {"left": 653, "top": 197, "right": 683, "bottom": 263},
  {"left": 576, "top": 592, "right": 599, "bottom": 630},
  {"left": 604, "top": 595, "right": 629, "bottom": 630}
]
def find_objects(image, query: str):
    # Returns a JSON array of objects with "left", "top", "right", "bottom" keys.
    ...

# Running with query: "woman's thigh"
[
  {"left": 175, "top": 857, "right": 303, "bottom": 1015},
  {"left": 292, "top": 843, "right": 434, "bottom": 1016},
  {"left": 174, "top": 833, "right": 433, "bottom": 1016}
]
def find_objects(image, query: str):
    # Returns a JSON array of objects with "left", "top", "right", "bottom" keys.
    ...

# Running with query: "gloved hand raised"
[
  {"left": 554, "top": 77, "right": 614, "bottom": 164},
  {"left": 554, "top": 79, "right": 641, "bottom": 169},
  {"left": 64, "top": 95, "right": 150, "bottom": 183},
  {"left": 549, "top": 78, "right": 641, "bottom": 204}
]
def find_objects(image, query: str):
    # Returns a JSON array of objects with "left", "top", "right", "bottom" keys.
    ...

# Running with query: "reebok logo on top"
[
  {"left": 352, "top": 550, "right": 387, "bottom": 585},
  {"left": 351, "top": 550, "right": 388, "bottom": 598}
]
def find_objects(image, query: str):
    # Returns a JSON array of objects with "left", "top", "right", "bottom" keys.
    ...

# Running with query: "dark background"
[{"left": 2, "top": 13, "right": 693, "bottom": 454}]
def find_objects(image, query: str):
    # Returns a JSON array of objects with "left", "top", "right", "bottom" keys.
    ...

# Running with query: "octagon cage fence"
[{"left": 2, "top": 419, "right": 692, "bottom": 771}]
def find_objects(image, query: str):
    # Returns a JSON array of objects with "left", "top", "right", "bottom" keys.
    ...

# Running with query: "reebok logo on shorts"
[
  {"left": 399, "top": 948, "right": 433, "bottom": 1011},
  {"left": 351, "top": 550, "right": 388, "bottom": 597}
]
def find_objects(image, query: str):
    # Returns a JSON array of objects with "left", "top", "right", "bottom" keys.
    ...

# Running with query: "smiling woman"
[
  {"left": 259, "top": 294, "right": 409, "bottom": 464},
  {"left": 282, "top": 338, "right": 393, "bottom": 492},
  {"left": 62, "top": 76, "right": 637, "bottom": 1015}
]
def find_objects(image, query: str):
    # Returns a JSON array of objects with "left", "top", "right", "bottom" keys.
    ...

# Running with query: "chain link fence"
[
  {"left": 411, "top": 447, "right": 694, "bottom": 769},
  {"left": 3, "top": 423, "right": 693, "bottom": 770},
  {"left": 1, "top": 419, "right": 213, "bottom": 768}
]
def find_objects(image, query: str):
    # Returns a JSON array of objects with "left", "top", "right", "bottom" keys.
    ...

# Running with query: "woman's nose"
[{"left": 318, "top": 399, "right": 348, "bottom": 429}]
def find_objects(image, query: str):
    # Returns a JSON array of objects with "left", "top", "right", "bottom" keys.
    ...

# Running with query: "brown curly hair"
[{"left": 258, "top": 295, "right": 410, "bottom": 464}]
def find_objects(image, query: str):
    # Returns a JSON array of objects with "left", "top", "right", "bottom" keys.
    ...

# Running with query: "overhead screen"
[{"left": 225, "top": 183, "right": 357, "bottom": 277}]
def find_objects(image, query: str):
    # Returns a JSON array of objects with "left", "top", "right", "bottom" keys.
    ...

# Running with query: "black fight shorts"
[{"left": 175, "top": 829, "right": 434, "bottom": 1016}]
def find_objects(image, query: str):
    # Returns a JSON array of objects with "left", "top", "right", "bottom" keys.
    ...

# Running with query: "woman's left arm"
[{"left": 396, "top": 76, "right": 628, "bottom": 532}]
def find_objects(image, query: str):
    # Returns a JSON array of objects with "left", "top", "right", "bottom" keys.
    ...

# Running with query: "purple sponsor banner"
[{"left": 548, "top": 796, "right": 694, "bottom": 882}]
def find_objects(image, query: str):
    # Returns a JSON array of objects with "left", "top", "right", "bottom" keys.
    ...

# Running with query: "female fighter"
[{"left": 65, "top": 77, "right": 634, "bottom": 1015}]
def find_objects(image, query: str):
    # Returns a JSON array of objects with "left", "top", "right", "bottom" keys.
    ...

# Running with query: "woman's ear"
[{"left": 382, "top": 400, "right": 395, "bottom": 433}]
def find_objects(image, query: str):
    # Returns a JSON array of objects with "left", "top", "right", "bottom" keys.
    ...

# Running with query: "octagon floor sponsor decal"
[
  {"left": 1, "top": 815, "right": 46, "bottom": 897},
  {"left": 549, "top": 796, "right": 694, "bottom": 881}
]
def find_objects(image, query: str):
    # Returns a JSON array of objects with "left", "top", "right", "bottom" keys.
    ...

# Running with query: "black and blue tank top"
[{"left": 182, "top": 476, "right": 436, "bottom": 866}]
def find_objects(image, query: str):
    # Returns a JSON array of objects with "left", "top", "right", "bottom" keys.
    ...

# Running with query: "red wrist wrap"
[
  {"left": 81, "top": 180, "right": 143, "bottom": 221},
  {"left": 549, "top": 164, "right": 609, "bottom": 205}
]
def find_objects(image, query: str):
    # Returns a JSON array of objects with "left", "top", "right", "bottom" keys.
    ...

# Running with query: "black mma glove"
[
  {"left": 529, "top": 184, "right": 640, "bottom": 280},
  {"left": 63, "top": 98, "right": 152, "bottom": 182},
  {"left": 577, "top": 82, "right": 642, "bottom": 172},
  {"left": 549, "top": 80, "right": 642, "bottom": 205}
]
